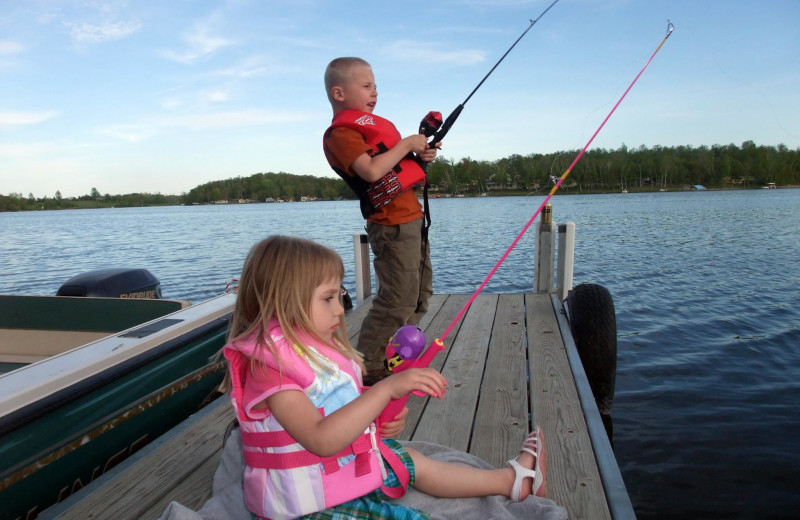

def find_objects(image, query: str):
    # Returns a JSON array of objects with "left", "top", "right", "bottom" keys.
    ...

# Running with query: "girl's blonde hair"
[{"left": 226, "top": 235, "right": 364, "bottom": 379}]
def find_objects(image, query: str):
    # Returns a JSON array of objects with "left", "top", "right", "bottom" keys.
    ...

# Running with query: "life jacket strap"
[
  {"left": 242, "top": 428, "right": 411, "bottom": 497},
  {"left": 242, "top": 432, "right": 373, "bottom": 474},
  {"left": 377, "top": 440, "right": 411, "bottom": 498}
]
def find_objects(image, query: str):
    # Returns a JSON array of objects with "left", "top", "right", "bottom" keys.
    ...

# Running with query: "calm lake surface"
[{"left": 2, "top": 190, "right": 799, "bottom": 519}]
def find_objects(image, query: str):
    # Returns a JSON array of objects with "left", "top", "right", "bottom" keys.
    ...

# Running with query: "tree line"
[
  {"left": 182, "top": 172, "right": 349, "bottom": 204},
  {"left": 425, "top": 141, "right": 798, "bottom": 194},
  {"left": 0, "top": 188, "right": 182, "bottom": 212},
  {"left": 2, "top": 141, "right": 797, "bottom": 212},
  {"left": 181, "top": 141, "right": 800, "bottom": 203}
]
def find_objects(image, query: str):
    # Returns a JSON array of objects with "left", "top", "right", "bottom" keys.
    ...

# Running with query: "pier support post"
[
  {"left": 535, "top": 204, "right": 555, "bottom": 293},
  {"left": 353, "top": 233, "right": 372, "bottom": 303},
  {"left": 557, "top": 222, "right": 576, "bottom": 302}
]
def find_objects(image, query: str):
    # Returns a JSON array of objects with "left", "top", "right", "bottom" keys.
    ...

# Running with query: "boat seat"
[
  {"left": 0, "top": 328, "right": 113, "bottom": 360},
  {"left": 0, "top": 296, "right": 190, "bottom": 362}
]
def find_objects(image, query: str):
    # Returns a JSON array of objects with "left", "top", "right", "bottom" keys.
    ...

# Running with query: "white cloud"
[
  {"left": 382, "top": 40, "right": 486, "bottom": 65},
  {"left": 215, "top": 56, "right": 271, "bottom": 78},
  {"left": 0, "top": 40, "right": 24, "bottom": 54},
  {"left": 97, "top": 108, "right": 320, "bottom": 143},
  {"left": 205, "top": 90, "right": 229, "bottom": 102},
  {"left": 66, "top": 20, "right": 142, "bottom": 43},
  {"left": 0, "top": 142, "right": 50, "bottom": 158},
  {"left": 0, "top": 110, "right": 59, "bottom": 126},
  {"left": 160, "top": 97, "right": 183, "bottom": 110},
  {"left": 155, "top": 109, "right": 318, "bottom": 129},
  {"left": 99, "top": 124, "right": 155, "bottom": 143},
  {"left": 161, "top": 22, "right": 234, "bottom": 65}
]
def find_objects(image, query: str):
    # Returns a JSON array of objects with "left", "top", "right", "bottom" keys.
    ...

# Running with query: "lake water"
[{"left": 2, "top": 190, "right": 799, "bottom": 519}]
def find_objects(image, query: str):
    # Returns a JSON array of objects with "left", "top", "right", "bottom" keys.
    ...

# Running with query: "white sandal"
[{"left": 507, "top": 426, "right": 547, "bottom": 500}]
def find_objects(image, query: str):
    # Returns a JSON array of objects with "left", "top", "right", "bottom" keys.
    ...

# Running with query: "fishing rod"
[
  {"left": 378, "top": 21, "right": 675, "bottom": 425},
  {"left": 419, "top": 0, "right": 561, "bottom": 140},
  {"left": 381, "top": 21, "right": 676, "bottom": 387},
  {"left": 434, "top": 20, "right": 676, "bottom": 343},
  {"left": 414, "top": 0, "right": 561, "bottom": 239},
  {"left": 370, "top": 5, "right": 559, "bottom": 221}
]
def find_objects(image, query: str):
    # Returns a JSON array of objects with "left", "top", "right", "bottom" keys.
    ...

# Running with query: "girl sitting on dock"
[{"left": 221, "top": 235, "right": 549, "bottom": 520}]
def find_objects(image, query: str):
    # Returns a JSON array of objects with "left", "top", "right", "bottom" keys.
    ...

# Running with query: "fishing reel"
[
  {"left": 385, "top": 325, "right": 427, "bottom": 373},
  {"left": 419, "top": 111, "right": 443, "bottom": 141}
]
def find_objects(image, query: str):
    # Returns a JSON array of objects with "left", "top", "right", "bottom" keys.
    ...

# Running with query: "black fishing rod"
[{"left": 419, "top": 0, "right": 561, "bottom": 140}]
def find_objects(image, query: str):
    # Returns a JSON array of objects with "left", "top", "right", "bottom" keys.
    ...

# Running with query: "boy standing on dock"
[{"left": 322, "top": 57, "right": 440, "bottom": 385}]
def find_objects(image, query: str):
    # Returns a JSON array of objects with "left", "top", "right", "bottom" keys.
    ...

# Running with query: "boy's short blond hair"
[{"left": 324, "top": 57, "right": 371, "bottom": 103}]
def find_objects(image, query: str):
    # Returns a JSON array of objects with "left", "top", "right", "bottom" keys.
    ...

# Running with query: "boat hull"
[{"left": 0, "top": 295, "right": 234, "bottom": 520}]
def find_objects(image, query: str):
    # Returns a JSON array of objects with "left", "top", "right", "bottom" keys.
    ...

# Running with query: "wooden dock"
[{"left": 41, "top": 292, "right": 634, "bottom": 520}]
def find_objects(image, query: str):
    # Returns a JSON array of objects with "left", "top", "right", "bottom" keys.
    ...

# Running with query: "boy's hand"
[
  {"left": 417, "top": 140, "right": 441, "bottom": 163},
  {"left": 402, "top": 134, "right": 430, "bottom": 155},
  {"left": 379, "top": 406, "right": 409, "bottom": 438}
]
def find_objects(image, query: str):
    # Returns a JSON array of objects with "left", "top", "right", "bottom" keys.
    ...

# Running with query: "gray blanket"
[{"left": 158, "top": 430, "right": 568, "bottom": 520}]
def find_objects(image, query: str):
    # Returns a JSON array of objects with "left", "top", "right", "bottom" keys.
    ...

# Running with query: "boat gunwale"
[
  {"left": 0, "top": 315, "right": 230, "bottom": 437},
  {"left": 0, "top": 293, "right": 236, "bottom": 423}
]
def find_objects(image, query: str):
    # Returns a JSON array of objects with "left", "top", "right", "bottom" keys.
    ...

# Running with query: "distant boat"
[
  {"left": 621, "top": 189, "right": 628, "bottom": 194},
  {"left": 762, "top": 183, "right": 777, "bottom": 189},
  {"left": 693, "top": 185, "right": 707, "bottom": 191}
]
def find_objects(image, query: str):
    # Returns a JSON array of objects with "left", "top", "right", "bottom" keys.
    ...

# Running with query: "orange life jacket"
[{"left": 324, "top": 110, "right": 426, "bottom": 218}]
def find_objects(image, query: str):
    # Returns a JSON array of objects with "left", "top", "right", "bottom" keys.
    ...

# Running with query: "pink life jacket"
[
  {"left": 223, "top": 324, "right": 409, "bottom": 520},
  {"left": 324, "top": 109, "right": 427, "bottom": 217}
]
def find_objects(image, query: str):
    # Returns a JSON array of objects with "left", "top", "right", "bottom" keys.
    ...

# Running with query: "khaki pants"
[{"left": 357, "top": 217, "right": 433, "bottom": 371}]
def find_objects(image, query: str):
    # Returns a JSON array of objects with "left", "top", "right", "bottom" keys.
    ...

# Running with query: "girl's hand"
[
  {"left": 373, "top": 367, "right": 447, "bottom": 400},
  {"left": 379, "top": 406, "right": 408, "bottom": 438}
]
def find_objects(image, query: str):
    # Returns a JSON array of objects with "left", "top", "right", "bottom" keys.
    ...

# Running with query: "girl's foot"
[{"left": 507, "top": 426, "right": 548, "bottom": 500}]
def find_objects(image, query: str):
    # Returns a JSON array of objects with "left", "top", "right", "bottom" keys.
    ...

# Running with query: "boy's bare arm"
[{"left": 350, "top": 134, "right": 431, "bottom": 182}]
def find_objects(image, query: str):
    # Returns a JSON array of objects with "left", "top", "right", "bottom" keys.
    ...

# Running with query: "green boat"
[{"left": 0, "top": 269, "right": 235, "bottom": 520}]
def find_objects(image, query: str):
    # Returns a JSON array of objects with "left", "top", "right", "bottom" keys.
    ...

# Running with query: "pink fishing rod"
[
  {"left": 437, "top": 20, "right": 676, "bottom": 345},
  {"left": 376, "top": 21, "right": 676, "bottom": 425}
]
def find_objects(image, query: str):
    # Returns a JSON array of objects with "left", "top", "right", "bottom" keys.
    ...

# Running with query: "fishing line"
[
  {"left": 415, "top": 0, "right": 561, "bottom": 288},
  {"left": 712, "top": 56, "right": 798, "bottom": 142},
  {"left": 434, "top": 20, "right": 675, "bottom": 344},
  {"left": 424, "top": 0, "right": 561, "bottom": 146}
]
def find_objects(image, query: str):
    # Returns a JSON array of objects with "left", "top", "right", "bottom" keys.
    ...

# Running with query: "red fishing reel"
[{"left": 419, "top": 111, "right": 443, "bottom": 138}]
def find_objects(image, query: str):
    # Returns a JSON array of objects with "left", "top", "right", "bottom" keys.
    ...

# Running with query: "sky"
[{"left": 1, "top": 0, "right": 798, "bottom": 199}]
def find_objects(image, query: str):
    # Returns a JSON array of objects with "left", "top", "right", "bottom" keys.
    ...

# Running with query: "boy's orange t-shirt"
[{"left": 325, "top": 126, "right": 423, "bottom": 226}]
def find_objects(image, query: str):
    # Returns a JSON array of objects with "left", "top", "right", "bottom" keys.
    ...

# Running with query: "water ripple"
[{"left": 2, "top": 190, "right": 800, "bottom": 519}]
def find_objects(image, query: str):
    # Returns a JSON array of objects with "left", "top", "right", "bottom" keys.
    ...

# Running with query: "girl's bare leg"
[{"left": 406, "top": 446, "right": 537, "bottom": 500}]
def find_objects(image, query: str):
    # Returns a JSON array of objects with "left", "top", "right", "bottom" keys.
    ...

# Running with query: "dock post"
[
  {"left": 557, "top": 222, "right": 576, "bottom": 302},
  {"left": 353, "top": 233, "right": 372, "bottom": 303},
  {"left": 534, "top": 204, "right": 556, "bottom": 293}
]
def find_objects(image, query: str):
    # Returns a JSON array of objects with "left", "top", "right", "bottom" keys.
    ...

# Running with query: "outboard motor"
[{"left": 57, "top": 268, "right": 162, "bottom": 299}]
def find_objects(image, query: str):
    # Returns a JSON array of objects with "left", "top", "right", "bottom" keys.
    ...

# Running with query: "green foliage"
[
  {"left": 428, "top": 142, "right": 799, "bottom": 194},
  {"left": 0, "top": 192, "right": 182, "bottom": 212},
  {"left": 3, "top": 142, "right": 799, "bottom": 212},
  {"left": 182, "top": 171, "right": 351, "bottom": 204}
]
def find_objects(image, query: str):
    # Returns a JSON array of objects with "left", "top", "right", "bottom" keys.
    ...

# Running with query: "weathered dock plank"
[
  {"left": 396, "top": 293, "right": 471, "bottom": 439},
  {"left": 141, "top": 451, "right": 223, "bottom": 519},
  {"left": 40, "top": 396, "right": 234, "bottom": 520},
  {"left": 411, "top": 294, "right": 497, "bottom": 451},
  {"left": 342, "top": 294, "right": 372, "bottom": 339},
  {"left": 43, "top": 293, "right": 621, "bottom": 520},
  {"left": 527, "top": 293, "right": 611, "bottom": 520},
  {"left": 470, "top": 293, "right": 529, "bottom": 467}
]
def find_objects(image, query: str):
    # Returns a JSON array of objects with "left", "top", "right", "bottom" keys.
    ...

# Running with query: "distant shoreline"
[{"left": 3, "top": 185, "right": 796, "bottom": 213}]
